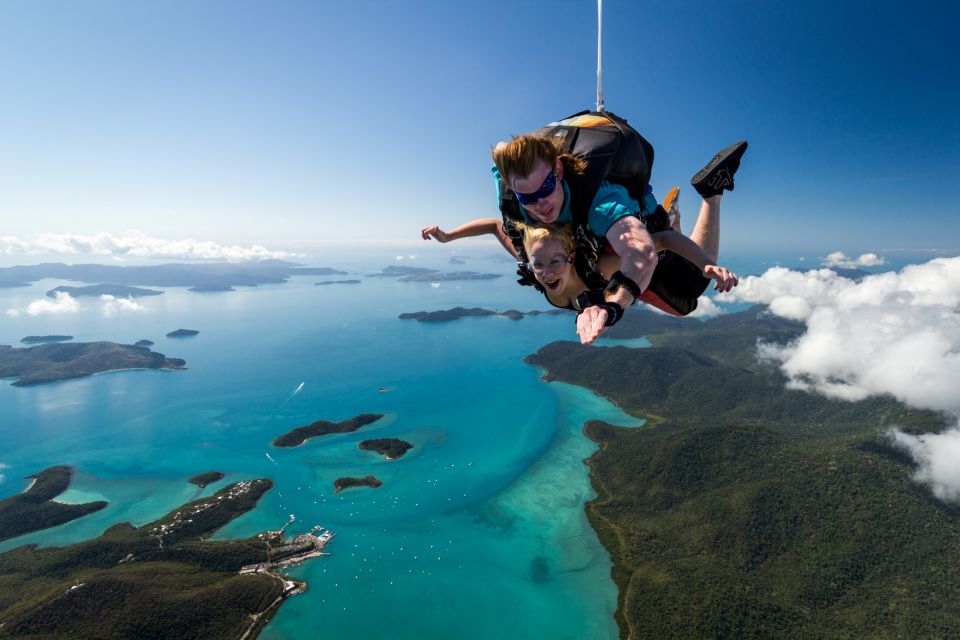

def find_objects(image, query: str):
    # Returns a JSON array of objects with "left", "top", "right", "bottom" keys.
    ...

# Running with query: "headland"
[
  {"left": 0, "top": 476, "right": 334, "bottom": 639},
  {"left": 526, "top": 306, "right": 960, "bottom": 639},
  {"left": 0, "top": 466, "right": 107, "bottom": 542}
]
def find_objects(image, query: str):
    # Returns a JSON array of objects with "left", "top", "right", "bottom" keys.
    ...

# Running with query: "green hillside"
[{"left": 526, "top": 307, "right": 958, "bottom": 639}]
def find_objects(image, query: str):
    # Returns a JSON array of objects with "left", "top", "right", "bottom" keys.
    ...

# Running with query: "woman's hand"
[
  {"left": 703, "top": 265, "right": 739, "bottom": 293},
  {"left": 421, "top": 226, "right": 450, "bottom": 242}
]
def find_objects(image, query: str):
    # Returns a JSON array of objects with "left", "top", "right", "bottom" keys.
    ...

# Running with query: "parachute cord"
[{"left": 596, "top": 0, "right": 605, "bottom": 112}]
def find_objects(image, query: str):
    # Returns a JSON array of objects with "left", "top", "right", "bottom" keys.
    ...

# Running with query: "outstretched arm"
[
  {"left": 576, "top": 216, "right": 657, "bottom": 345},
  {"left": 420, "top": 218, "right": 518, "bottom": 259}
]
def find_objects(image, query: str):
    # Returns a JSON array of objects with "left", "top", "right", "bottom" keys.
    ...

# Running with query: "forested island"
[
  {"left": 273, "top": 413, "right": 384, "bottom": 448},
  {"left": 369, "top": 265, "right": 501, "bottom": 281},
  {"left": 0, "top": 341, "right": 186, "bottom": 386},
  {"left": 359, "top": 438, "right": 413, "bottom": 460},
  {"left": 315, "top": 279, "right": 361, "bottom": 286},
  {"left": 333, "top": 475, "right": 383, "bottom": 493},
  {"left": 20, "top": 335, "right": 73, "bottom": 344},
  {"left": 0, "top": 466, "right": 107, "bottom": 542},
  {"left": 189, "top": 471, "right": 225, "bottom": 488},
  {"left": 399, "top": 307, "right": 564, "bottom": 322},
  {"left": 0, "top": 260, "right": 345, "bottom": 292},
  {"left": 526, "top": 306, "right": 960, "bottom": 639},
  {"left": 46, "top": 284, "right": 164, "bottom": 298},
  {"left": 166, "top": 328, "right": 199, "bottom": 338},
  {"left": 0, "top": 477, "right": 321, "bottom": 638}
]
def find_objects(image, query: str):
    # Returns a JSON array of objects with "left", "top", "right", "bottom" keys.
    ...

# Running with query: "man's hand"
[
  {"left": 421, "top": 226, "right": 450, "bottom": 242},
  {"left": 703, "top": 265, "right": 739, "bottom": 293},
  {"left": 576, "top": 305, "right": 609, "bottom": 344}
]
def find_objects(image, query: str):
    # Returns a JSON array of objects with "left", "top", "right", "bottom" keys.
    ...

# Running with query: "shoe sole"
[{"left": 690, "top": 140, "right": 748, "bottom": 193}]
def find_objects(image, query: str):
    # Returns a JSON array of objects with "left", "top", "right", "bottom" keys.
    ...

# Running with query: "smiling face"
[
  {"left": 510, "top": 158, "right": 565, "bottom": 224},
  {"left": 525, "top": 236, "right": 574, "bottom": 295}
]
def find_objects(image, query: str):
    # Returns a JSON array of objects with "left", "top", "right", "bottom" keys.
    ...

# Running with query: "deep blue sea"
[{"left": 0, "top": 247, "right": 931, "bottom": 638}]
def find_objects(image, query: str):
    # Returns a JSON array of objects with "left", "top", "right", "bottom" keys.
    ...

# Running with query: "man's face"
[{"left": 510, "top": 159, "right": 564, "bottom": 224}]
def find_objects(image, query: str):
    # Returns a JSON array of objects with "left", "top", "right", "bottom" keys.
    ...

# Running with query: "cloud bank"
[
  {"left": 99, "top": 295, "right": 148, "bottom": 317},
  {"left": 6, "top": 291, "right": 81, "bottom": 317},
  {"left": 822, "top": 251, "right": 887, "bottom": 268},
  {"left": 0, "top": 231, "right": 302, "bottom": 261},
  {"left": 6, "top": 292, "right": 148, "bottom": 318},
  {"left": 723, "top": 256, "right": 960, "bottom": 499}
]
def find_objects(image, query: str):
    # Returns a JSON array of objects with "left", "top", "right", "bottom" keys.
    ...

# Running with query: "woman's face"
[{"left": 526, "top": 237, "right": 574, "bottom": 294}]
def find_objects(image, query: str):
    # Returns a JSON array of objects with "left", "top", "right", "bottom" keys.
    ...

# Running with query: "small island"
[
  {"left": 46, "top": 284, "right": 164, "bottom": 298},
  {"left": 189, "top": 284, "right": 235, "bottom": 292},
  {"left": 368, "top": 265, "right": 502, "bottom": 282},
  {"left": 333, "top": 475, "right": 382, "bottom": 493},
  {"left": 315, "top": 279, "right": 362, "bottom": 286},
  {"left": 0, "top": 466, "right": 107, "bottom": 542},
  {"left": 188, "top": 471, "right": 225, "bottom": 489},
  {"left": 273, "top": 413, "right": 384, "bottom": 448},
  {"left": 166, "top": 328, "right": 200, "bottom": 337},
  {"left": 20, "top": 335, "right": 73, "bottom": 344},
  {"left": 359, "top": 438, "right": 414, "bottom": 460},
  {"left": 399, "top": 307, "right": 565, "bottom": 322},
  {"left": 134, "top": 339, "right": 154, "bottom": 346},
  {"left": 0, "top": 477, "right": 333, "bottom": 638},
  {"left": 0, "top": 341, "right": 186, "bottom": 386}
]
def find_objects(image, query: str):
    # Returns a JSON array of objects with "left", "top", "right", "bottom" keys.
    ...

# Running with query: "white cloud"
[
  {"left": 0, "top": 231, "right": 302, "bottom": 261},
  {"left": 889, "top": 430, "right": 960, "bottom": 502},
  {"left": 99, "top": 295, "right": 147, "bottom": 317},
  {"left": 688, "top": 295, "right": 724, "bottom": 318},
  {"left": 721, "top": 256, "right": 960, "bottom": 500},
  {"left": 0, "top": 462, "right": 8, "bottom": 485},
  {"left": 822, "top": 251, "right": 887, "bottom": 268},
  {"left": 6, "top": 291, "right": 81, "bottom": 317}
]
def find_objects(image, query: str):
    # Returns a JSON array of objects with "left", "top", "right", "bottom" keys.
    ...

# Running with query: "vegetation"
[
  {"left": 359, "top": 438, "right": 414, "bottom": 460},
  {"left": 526, "top": 306, "right": 959, "bottom": 639},
  {"left": 272, "top": 413, "right": 384, "bottom": 447},
  {"left": 188, "top": 472, "right": 225, "bottom": 489},
  {"left": 0, "top": 342, "right": 186, "bottom": 386},
  {"left": 0, "top": 467, "right": 107, "bottom": 542},
  {"left": 19, "top": 336, "right": 73, "bottom": 344},
  {"left": 333, "top": 475, "right": 382, "bottom": 493},
  {"left": 0, "top": 478, "right": 287, "bottom": 639}
]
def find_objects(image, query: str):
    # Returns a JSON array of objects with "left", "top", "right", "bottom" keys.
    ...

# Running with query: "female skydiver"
[{"left": 422, "top": 188, "right": 739, "bottom": 343}]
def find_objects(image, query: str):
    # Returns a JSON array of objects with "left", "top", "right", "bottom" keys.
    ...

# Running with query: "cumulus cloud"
[
  {"left": 822, "top": 251, "right": 887, "bottom": 268},
  {"left": 0, "top": 462, "right": 8, "bottom": 485},
  {"left": 6, "top": 291, "right": 81, "bottom": 317},
  {"left": 688, "top": 295, "right": 724, "bottom": 318},
  {"left": 0, "top": 231, "right": 302, "bottom": 261},
  {"left": 99, "top": 295, "right": 147, "bottom": 317},
  {"left": 722, "top": 256, "right": 960, "bottom": 500}
]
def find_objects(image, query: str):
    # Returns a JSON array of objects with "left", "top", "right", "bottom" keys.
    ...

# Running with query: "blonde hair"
[
  {"left": 492, "top": 134, "right": 587, "bottom": 185},
  {"left": 515, "top": 222, "right": 576, "bottom": 255}
]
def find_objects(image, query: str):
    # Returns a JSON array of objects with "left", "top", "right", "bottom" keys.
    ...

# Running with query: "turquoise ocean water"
[
  {"left": 0, "top": 252, "right": 644, "bottom": 640},
  {"left": 1, "top": 246, "right": 927, "bottom": 638}
]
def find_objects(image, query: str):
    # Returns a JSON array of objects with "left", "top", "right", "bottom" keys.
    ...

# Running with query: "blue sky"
[{"left": 0, "top": 0, "right": 957, "bottom": 259}]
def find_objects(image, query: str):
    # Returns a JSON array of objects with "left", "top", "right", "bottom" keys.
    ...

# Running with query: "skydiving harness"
[{"left": 497, "top": 110, "right": 671, "bottom": 316}]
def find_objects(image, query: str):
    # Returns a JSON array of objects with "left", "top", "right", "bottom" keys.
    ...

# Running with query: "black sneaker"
[{"left": 690, "top": 140, "right": 748, "bottom": 198}]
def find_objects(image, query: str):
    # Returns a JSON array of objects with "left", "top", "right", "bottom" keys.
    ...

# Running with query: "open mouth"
[{"left": 543, "top": 278, "right": 562, "bottom": 291}]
